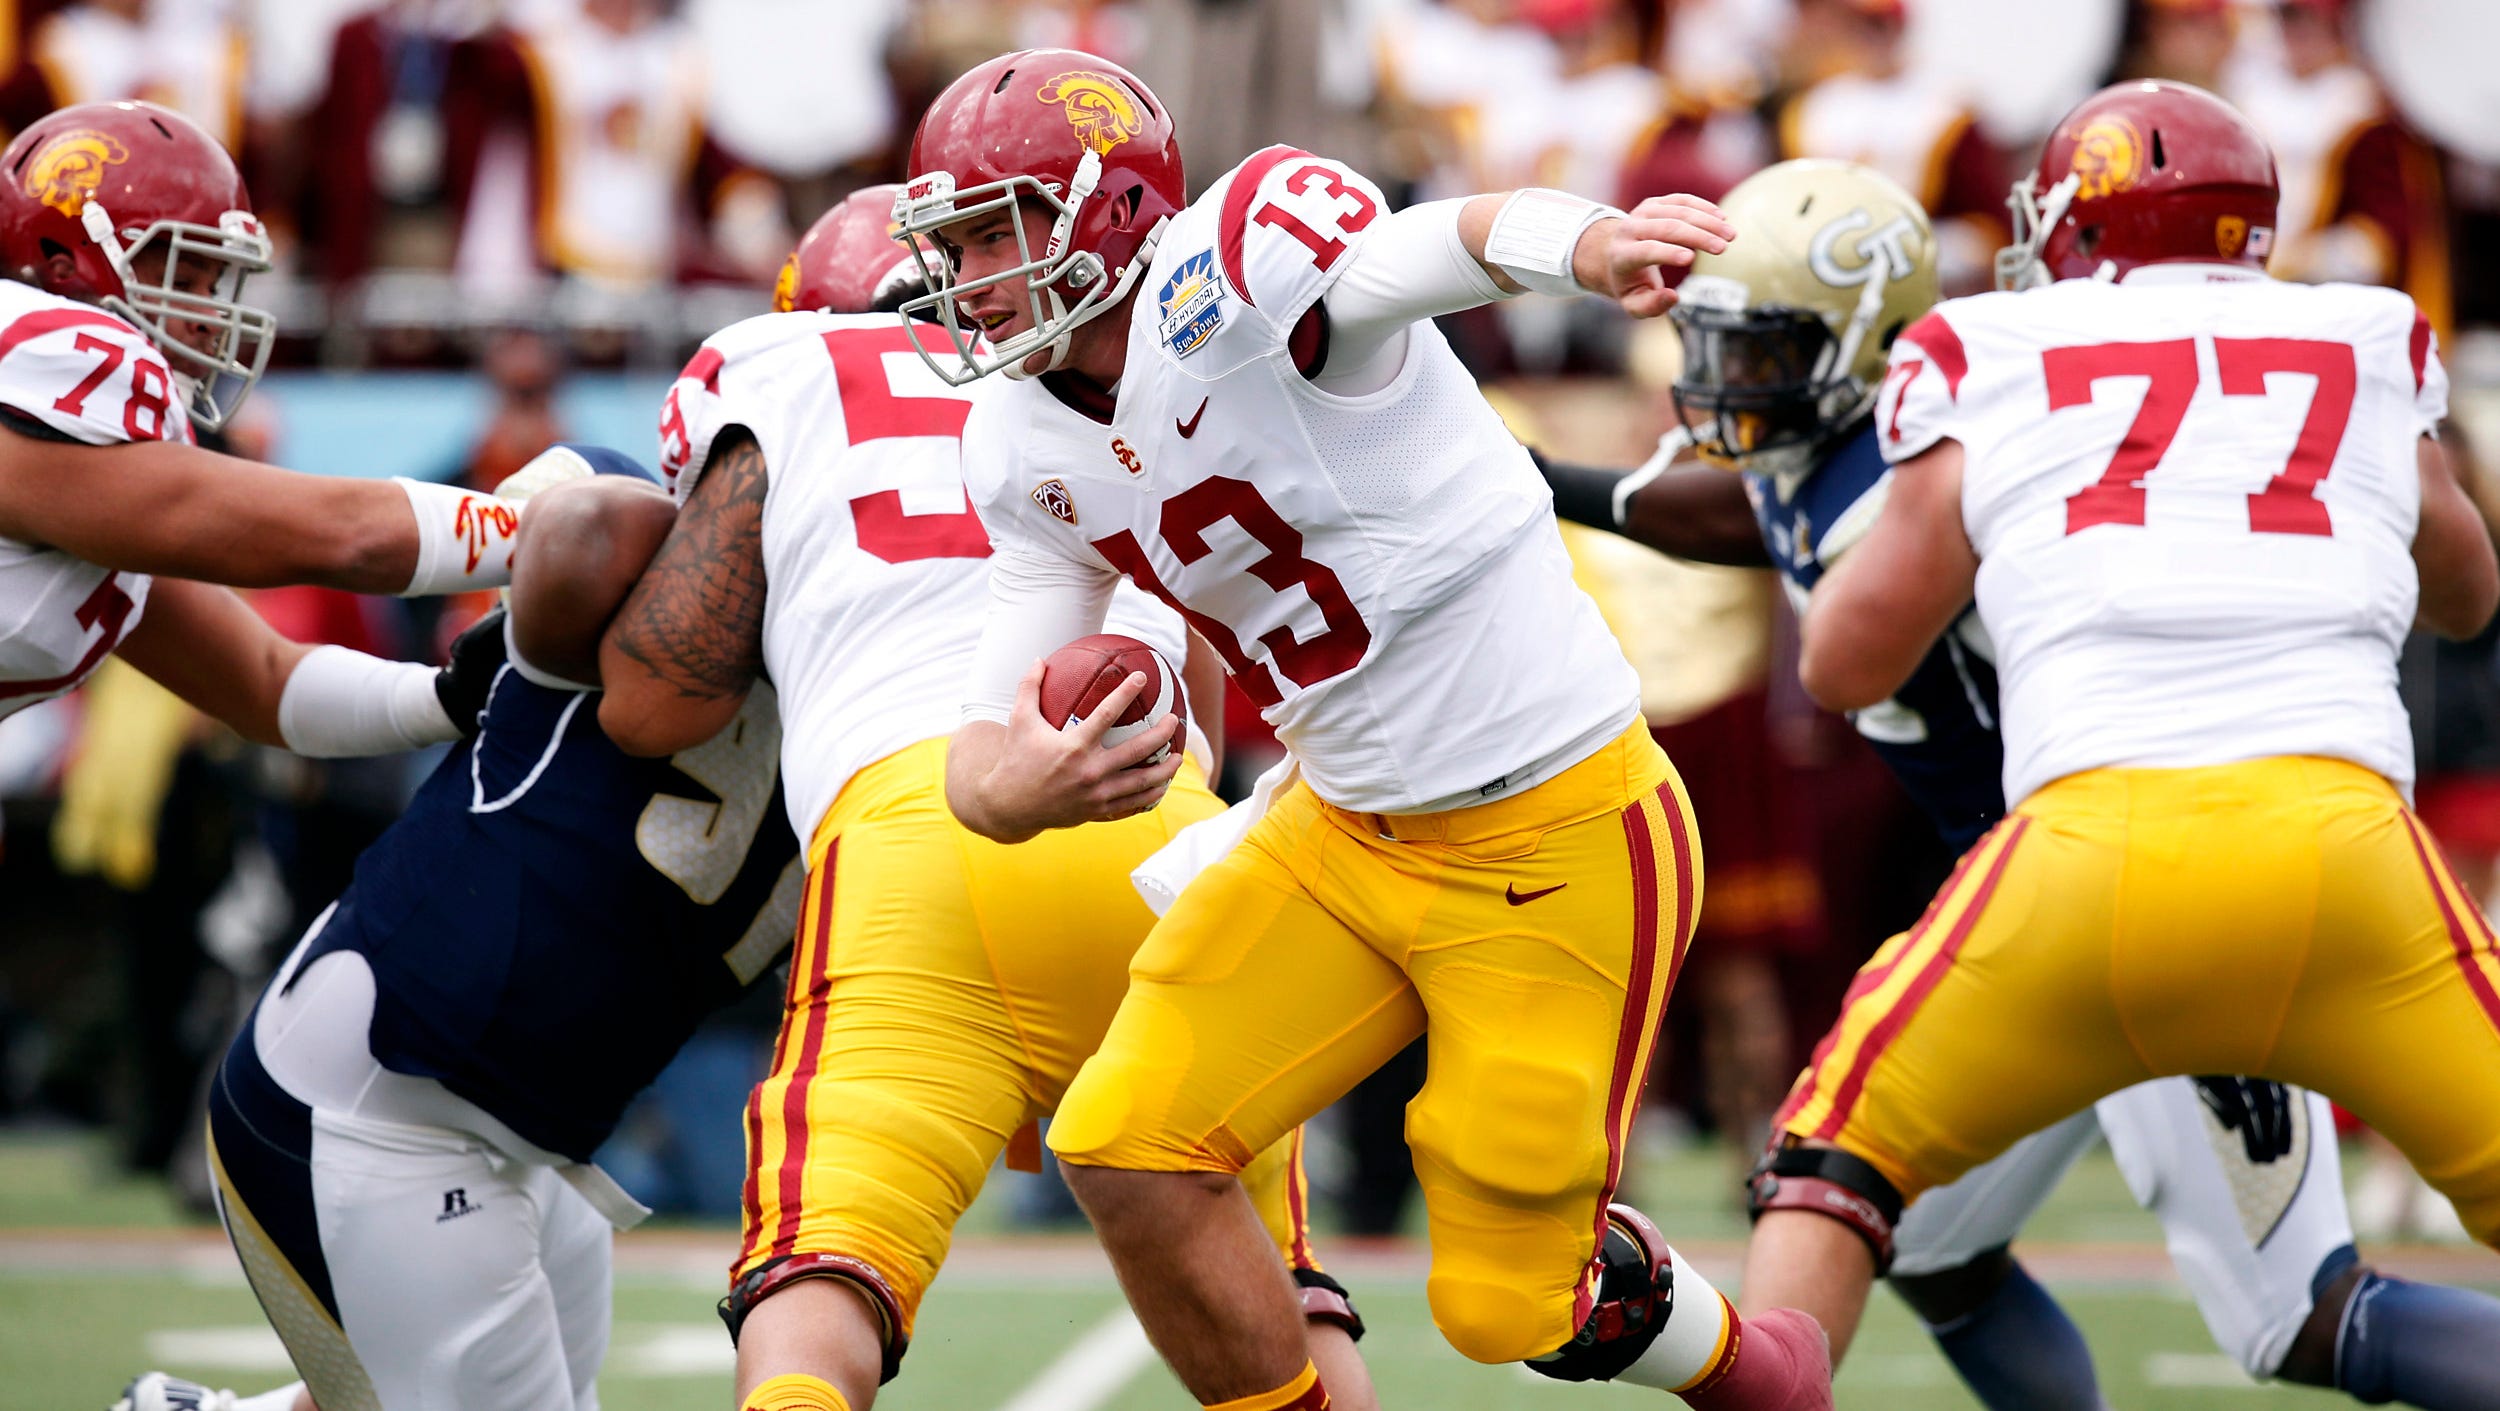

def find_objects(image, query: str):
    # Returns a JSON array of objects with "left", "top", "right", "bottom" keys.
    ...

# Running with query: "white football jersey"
[
  {"left": 1877, "top": 266, "right": 2441, "bottom": 806},
  {"left": 660, "top": 310, "right": 1189, "bottom": 839},
  {"left": 961, "top": 148, "right": 1640, "bottom": 815},
  {"left": 0, "top": 281, "right": 194, "bottom": 721}
]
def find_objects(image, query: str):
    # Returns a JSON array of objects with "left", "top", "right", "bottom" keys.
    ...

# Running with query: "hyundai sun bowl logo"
[{"left": 1158, "top": 250, "right": 1225, "bottom": 358}]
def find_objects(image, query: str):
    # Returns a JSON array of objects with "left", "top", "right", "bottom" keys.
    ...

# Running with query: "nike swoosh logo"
[
  {"left": 1177, "top": 398, "right": 1208, "bottom": 438},
  {"left": 1505, "top": 882, "right": 1567, "bottom": 906}
]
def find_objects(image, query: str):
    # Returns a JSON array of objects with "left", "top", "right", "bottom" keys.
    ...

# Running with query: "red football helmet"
[
  {"left": 892, "top": 50, "right": 1184, "bottom": 384},
  {"left": 0, "top": 101, "right": 273, "bottom": 430},
  {"left": 773, "top": 184, "right": 939, "bottom": 315},
  {"left": 1997, "top": 80, "right": 2279, "bottom": 290}
]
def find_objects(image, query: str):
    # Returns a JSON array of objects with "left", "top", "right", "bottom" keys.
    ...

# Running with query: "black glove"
[
  {"left": 435, "top": 606, "right": 509, "bottom": 736},
  {"left": 2192, "top": 1075, "right": 2297, "bottom": 1164}
]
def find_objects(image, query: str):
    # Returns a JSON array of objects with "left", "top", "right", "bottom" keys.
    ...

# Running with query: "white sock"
[
  {"left": 234, "top": 1385, "right": 306, "bottom": 1411},
  {"left": 1614, "top": 1245, "right": 1739, "bottom": 1392}
]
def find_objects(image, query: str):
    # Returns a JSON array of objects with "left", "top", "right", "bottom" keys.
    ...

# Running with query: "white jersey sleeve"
[
  {"left": 957, "top": 387, "right": 1120, "bottom": 724},
  {"left": 2408, "top": 308, "right": 2448, "bottom": 438},
  {"left": 0, "top": 305, "right": 188, "bottom": 445},
  {"left": 1157, "top": 147, "right": 1389, "bottom": 378},
  {"left": 1874, "top": 308, "right": 1971, "bottom": 465},
  {"left": 656, "top": 340, "right": 733, "bottom": 504}
]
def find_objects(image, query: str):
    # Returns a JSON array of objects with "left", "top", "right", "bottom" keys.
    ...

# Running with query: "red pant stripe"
[
  {"left": 1577, "top": 787, "right": 1674, "bottom": 1325},
  {"left": 770, "top": 842, "right": 841, "bottom": 1259},
  {"left": 1771, "top": 821, "right": 2003, "bottom": 1134},
  {"left": 1811, "top": 817, "right": 2030, "bottom": 1141},
  {"left": 2401, "top": 813, "right": 2500, "bottom": 1036}
]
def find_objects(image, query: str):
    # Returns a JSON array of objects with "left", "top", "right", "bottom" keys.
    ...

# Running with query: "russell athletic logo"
[
  {"left": 24, "top": 129, "right": 129, "bottom": 218},
  {"left": 1037, "top": 71, "right": 1143, "bottom": 156},
  {"left": 437, "top": 1188, "right": 480, "bottom": 1223}
]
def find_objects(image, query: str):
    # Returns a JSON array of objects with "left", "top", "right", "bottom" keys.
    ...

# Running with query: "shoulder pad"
[
  {"left": 0, "top": 304, "right": 184, "bottom": 445},
  {"left": 1156, "top": 148, "right": 1387, "bottom": 378}
]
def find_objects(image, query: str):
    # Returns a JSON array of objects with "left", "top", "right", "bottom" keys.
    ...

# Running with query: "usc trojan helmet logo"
[
  {"left": 1037, "top": 71, "right": 1142, "bottom": 156},
  {"left": 2069, "top": 116, "right": 2143, "bottom": 201},
  {"left": 23, "top": 130, "right": 130, "bottom": 218},
  {"left": 772, "top": 251, "right": 801, "bottom": 312}
]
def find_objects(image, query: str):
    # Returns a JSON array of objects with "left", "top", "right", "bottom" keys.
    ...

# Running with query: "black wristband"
[{"left": 1534, "top": 451, "right": 1630, "bottom": 531}]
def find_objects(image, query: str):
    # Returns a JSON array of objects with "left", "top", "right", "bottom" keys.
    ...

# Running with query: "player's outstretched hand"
[
  {"left": 976, "top": 661, "right": 1184, "bottom": 837},
  {"left": 1576, "top": 194, "right": 1735, "bottom": 319}
]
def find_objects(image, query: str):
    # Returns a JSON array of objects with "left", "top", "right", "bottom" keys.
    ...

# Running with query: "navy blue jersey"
[
  {"left": 297, "top": 669, "right": 801, "bottom": 1161},
  {"left": 1745, "top": 422, "right": 2006, "bottom": 852}
]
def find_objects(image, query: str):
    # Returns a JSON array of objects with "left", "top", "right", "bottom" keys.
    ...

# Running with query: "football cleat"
[{"left": 111, "top": 1372, "right": 239, "bottom": 1411}]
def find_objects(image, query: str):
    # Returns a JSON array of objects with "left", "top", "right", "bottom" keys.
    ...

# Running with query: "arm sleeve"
[
  {"left": 961, "top": 545, "right": 1118, "bottom": 725},
  {"left": 1316, "top": 198, "right": 1509, "bottom": 387},
  {"left": 1876, "top": 309, "right": 1972, "bottom": 464}
]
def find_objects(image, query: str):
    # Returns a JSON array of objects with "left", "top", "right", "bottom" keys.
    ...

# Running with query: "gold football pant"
[
  {"left": 1048, "top": 720, "right": 1702, "bottom": 1364},
  {"left": 1779, "top": 755, "right": 2500, "bottom": 1245},
  {"left": 736, "top": 739, "right": 1325, "bottom": 1341}
]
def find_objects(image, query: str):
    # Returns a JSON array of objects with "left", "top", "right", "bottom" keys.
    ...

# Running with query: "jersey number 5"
[
  {"left": 822, "top": 325, "right": 992, "bottom": 563},
  {"left": 2050, "top": 337, "right": 2355, "bottom": 537}
]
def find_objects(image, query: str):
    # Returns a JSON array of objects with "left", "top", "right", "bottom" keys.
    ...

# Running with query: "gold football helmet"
[{"left": 1669, "top": 159, "right": 1939, "bottom": 474}]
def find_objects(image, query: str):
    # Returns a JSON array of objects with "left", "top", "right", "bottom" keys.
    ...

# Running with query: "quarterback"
[
  {"left": 0, "top": 101, "right": 529, "bottom": 761},
  {"left": 1545, "top": 155, "right": 2500, "bottom": 1411},
  {"left": 904, "top": 49, "right": 1828, "bottom": 1411},
  {"left": 1729, "top": 79, "right": 2500, "bottom": 1386},
  {"left": 593, "top": 189, "right": 1368, "bottom": 1411}
]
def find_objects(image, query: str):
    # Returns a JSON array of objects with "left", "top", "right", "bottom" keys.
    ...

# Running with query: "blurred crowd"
[{"left": 0, "top": 0, "right": 2495, "bottom": 1237}]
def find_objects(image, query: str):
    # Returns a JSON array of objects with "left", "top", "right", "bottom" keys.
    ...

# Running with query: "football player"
[
  {"left": 900, "top": 50, "right": 1830, "bottom": 1411},
  {"left": 1720, "top": 79, "right": 2500, "bottom": 1400},
  {"left": 114, "top": 442, "right": 795, "bottom": 1411},
  {"left": 1541, "top": 156, "right": 2500, "bottom": 1411},
  {"left": 593, "top": 188, "right": 1369, "bottom": 1411},
  {"left": 0, "top": 102, "right": 529, "bottom": 759}
]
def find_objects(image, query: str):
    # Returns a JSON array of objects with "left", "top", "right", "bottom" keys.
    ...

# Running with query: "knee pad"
[
  {"left": 720, "top": 1253, "right": 911, "bottom": 1384},
  {"left": 1747, "top": 1143, "right": 1904, "bottom": 1275},
  {"left": 1295, "top": 1267, "right": 1367, "bottom": 1342},
  {"left": 1523, "top": 1204, "right": 1673, "bottom": 1383}
]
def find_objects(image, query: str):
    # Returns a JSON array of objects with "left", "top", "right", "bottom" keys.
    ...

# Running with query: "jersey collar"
[{"left": 2114, "top": 263, "right": 2269, "bottom": 287}]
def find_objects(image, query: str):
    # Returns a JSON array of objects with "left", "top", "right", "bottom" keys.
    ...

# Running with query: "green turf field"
[{"left": 2, "top": 1131, "right": 2485, "bottom": 1410}]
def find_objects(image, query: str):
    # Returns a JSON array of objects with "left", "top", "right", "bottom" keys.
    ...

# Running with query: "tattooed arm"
[
  {"left": 504, "top": 475, "right": 677, "bottom": 684},
  {"left": 596, "top": 427, "right": 770, "bottom": 757}
]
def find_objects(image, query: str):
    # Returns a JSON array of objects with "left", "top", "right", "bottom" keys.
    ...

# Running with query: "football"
[{"left": 1037, "top": 633, "right": 1185, "bottom": 759}]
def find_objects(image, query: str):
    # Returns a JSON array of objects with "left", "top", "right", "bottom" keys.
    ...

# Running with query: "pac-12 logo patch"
[
  {"left": 1032, "top": 478, "right": 1078, "bottom": 526},
  {"left": 24, "top": 129, "right": 129, "bottom": 218},
  {"left": 1157, "top": 250, "right": 1226, "bottom": 358}
]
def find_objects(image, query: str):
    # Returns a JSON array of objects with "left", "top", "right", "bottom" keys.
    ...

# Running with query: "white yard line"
[{"left": 995, "top": 1307, "right": 1157, "bottom": 1411}]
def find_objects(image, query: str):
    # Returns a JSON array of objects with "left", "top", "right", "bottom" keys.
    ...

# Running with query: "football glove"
[{"left": 435, "top": 606, "right": 510, "bottom": 734}]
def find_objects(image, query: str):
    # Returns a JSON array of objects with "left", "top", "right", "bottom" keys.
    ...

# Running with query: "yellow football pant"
[
  {"left": 1049, "top": 720, "right": 1701, "bottom": 1364},
  {"left": 736, "top": 738, "right": 1325, "bottom": 1337},
  {"left": 1780, "top": 755, "right": 2500, "bottom": 1244}
]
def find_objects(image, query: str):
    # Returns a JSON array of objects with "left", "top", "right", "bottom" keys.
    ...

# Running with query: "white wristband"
[
  {"left": 1483, "top": 188, "right": 1621, "bottom": 298},
  {"left": 395, "top": 477, "right": 523, "bottom": 597},
  {"left": 277, "top": 645, "right": 457, "bottom": 757}
]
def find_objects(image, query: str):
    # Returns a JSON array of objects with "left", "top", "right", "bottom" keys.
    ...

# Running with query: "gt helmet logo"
[
  {"left": 24, "top": 130, "right": 129, "bottom": 218},
  {"left": 2070, "top": 115, "right": 2145, "bottom": 201},
  {"left": 1806, "top": 209, "right": 1921, "bottom": 289},
  {"left": 1037, "top": 71, "right": 1143, "bottom": 156}
]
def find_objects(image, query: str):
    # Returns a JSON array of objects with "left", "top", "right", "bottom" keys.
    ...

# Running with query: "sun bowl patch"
[{"left": 1157, "top": 250, "right": 1226, "bottom": 358}]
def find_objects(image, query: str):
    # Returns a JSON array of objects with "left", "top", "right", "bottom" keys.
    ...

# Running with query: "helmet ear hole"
[
  {"left": 1110, "top": 187, "right": 1142, "bottom": 231},
  {"left": 1877, "top": 318, "right": 1906, "bottom": 351}
]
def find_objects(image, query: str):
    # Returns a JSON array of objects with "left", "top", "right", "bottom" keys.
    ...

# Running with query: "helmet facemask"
[
  {"left": 1670, "top": 266, "right": 1890, "bottom": 478},
  {"left": 892, "top": 153, "right": 1158, "bottom": 386},
  {"left": 1995, "top": 172, "right": 2080, "bottom": 292},
  {"left": 84, "top": 201, "right": 275, "bottom": 432}
]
